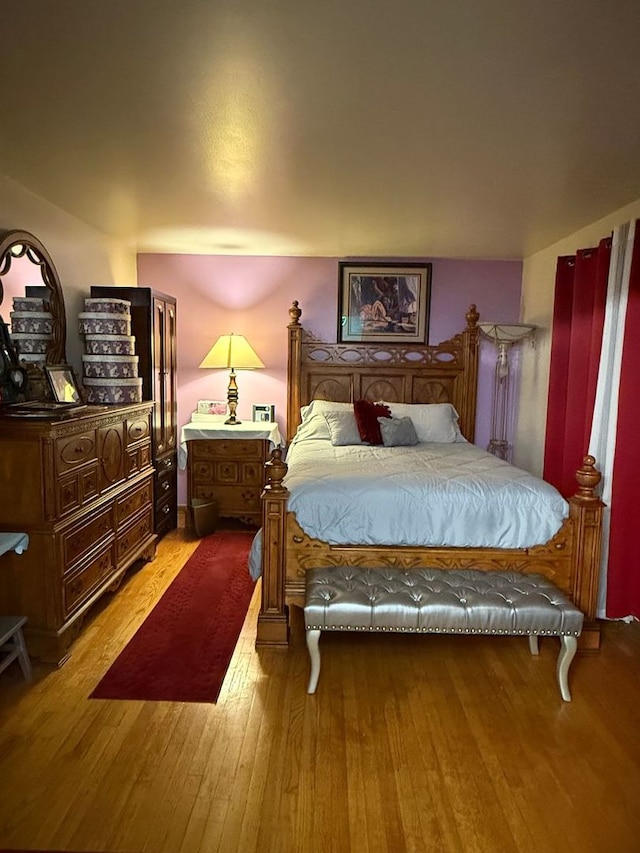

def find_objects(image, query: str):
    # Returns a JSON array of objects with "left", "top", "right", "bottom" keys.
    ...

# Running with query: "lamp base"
[{"left": 225, "top": 368, "right": 240, "bottom": 425}]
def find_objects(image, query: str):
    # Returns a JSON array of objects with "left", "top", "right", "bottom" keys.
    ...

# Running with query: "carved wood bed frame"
[{"left": 257, "top": 301, "right": 603, "bottom": 651}]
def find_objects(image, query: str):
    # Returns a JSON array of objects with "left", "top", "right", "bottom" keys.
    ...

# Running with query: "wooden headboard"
[{"left": 286, "top": 301, "right": 480, "bottom": 443}]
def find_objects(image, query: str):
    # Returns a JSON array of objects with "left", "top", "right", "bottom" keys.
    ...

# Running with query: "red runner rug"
[{"left": 90, "top": 530, "right": 256, "bottom": 703}]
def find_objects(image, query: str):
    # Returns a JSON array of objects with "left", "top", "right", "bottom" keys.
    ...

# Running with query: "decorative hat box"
[
  {"left": 12, "top": 333, "right": 51, "bottom": 355},
  {"left": 84, "top": 377, "right": 143, "bottom": 404},
  {"left": 83, "top": 335, "right": 136, "bottom": 355},
  {"left": 82, "top": 354, "right": 140, "bottom": 379},
  {"left": 12, "top": 296, "right": 48, "bottom": 312},
  {"left": 83, "top": 297, "right": 131, "bottom": 315},
  {"left": 10, "top": 311, "right": 54, "bottom": 335},
  {"left": 78, "top": 313, "right": 132, "bottom": 336}
]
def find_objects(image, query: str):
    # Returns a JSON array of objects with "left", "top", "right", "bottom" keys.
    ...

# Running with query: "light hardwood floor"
[{"left": 1, "top": 525, "right": 639, "bottom": 853}]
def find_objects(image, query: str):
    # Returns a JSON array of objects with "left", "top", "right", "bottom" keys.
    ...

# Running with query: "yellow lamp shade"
[{"left": 199, "top": 334, "right": 264, "bottom": 370}]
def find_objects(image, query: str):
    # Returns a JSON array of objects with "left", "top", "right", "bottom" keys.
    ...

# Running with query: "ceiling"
[{"left": 2, "top": 0, "right": 640, "bottom": 259}]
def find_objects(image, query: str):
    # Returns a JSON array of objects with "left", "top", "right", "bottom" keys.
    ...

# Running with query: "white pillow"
[
  {"left": 300, "top": 399, "right": 353, "bottom": 422},
  {"left": 323, "top": 411, "right": 363, "bottom": 446},
  {"left": 383, "top": 403, "right": 464, "bottom": 443}
]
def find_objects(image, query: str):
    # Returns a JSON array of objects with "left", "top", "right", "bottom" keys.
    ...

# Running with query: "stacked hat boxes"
[
  {"left": 78, "top": 297, "right": 142, "bottom": 403},
  {"left": 10, "top": 295, "right": 53, "bottom": 368}
]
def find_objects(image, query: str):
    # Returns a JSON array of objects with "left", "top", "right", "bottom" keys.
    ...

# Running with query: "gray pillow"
[
  {"left": 323, "top": 411, "right": 364, "bottom": 446},
  {"left": 377, "top": 415, "right": 419, "bottom": 447}
]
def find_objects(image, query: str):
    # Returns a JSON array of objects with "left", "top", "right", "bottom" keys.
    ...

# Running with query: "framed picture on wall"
[
  {"left": 252, "top": 403, "right": 275, "bottom": 423},
  {"left": 338, "top": 261, "right": 432, "bottom": 344}
]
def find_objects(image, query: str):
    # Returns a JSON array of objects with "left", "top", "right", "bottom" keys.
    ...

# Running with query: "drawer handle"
[
  {"left": 162, "top": 458, "right": 174, "bottom": 469},
  {"left": 161, "top": 481, "right": 170, "bottom": 492},
  {"left": 162, "top": 505, "right": 171, "bottom": 515},
  {"left": 69, "top": 579, "right": 83, "bottom": 596}
]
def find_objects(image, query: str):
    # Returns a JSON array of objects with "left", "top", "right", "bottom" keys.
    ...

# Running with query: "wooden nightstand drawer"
[
  {"left": 191, "top": 439, "right": 264, "bottom": 460},
  {"left": 214, "top": 459, "right": 264, "bottom": 485}
]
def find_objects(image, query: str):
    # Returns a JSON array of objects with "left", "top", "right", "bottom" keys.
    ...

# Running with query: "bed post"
[
  {"left": 256, "top": 449, "right": 290, "bottom": 647},
  {"left": 569, "top": 455, "right": 604, "bottom": 651},
  {"left": 459, "top": 304, "right": 479, "bottom": 442},
  {"left": 286, "top": 300, "right": 303, "bottom": 443}
]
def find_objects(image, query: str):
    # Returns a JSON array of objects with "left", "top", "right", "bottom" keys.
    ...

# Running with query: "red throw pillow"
[{"left": 353, "top": 399, "right": 391, "bottom": 444}]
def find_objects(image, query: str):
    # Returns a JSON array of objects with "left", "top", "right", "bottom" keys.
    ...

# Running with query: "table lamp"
[{"left": 199, "top": 333, "right": 264, "bottom": 424}]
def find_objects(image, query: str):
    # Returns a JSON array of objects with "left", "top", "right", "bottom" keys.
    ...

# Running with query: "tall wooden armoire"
[{"left": 90, "top": 286, "right": 178, "bottom": 538}]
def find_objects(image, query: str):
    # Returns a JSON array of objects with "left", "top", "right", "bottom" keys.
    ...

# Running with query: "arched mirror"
[{"left": 0, "top": 229, "right": 67, "bottom": 367}]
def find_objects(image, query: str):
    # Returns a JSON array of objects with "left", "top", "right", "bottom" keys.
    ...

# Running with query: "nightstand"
[{"left": 179, "top": 421, "right": 283, "bottom": 528}]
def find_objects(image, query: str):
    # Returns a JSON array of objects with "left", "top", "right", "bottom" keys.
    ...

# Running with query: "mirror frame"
[{"left": 0, "top": 228, "right": 67, "bottom": 365}]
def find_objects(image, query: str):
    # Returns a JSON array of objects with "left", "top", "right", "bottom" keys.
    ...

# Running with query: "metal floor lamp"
[{"left": 478, "top": 322, "right": 536, "bottom": 461}]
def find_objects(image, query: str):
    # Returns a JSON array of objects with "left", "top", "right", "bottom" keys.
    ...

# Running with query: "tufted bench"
[{"left": 304, "top": 566, "right": 584, "bottom": 702}]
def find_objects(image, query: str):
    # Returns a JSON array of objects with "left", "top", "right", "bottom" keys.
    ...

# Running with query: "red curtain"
[
  {"left": 605, "top": 228, "right": 640, "bottom": 619},
  {"left": 543, "top": 238, "right": 611, "bottom": 497}
]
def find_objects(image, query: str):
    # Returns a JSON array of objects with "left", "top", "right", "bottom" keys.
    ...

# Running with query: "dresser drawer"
[
  {"left": 126, "top": 415, "right": 150, "bottom": 444},
  {"left": 126, "top": 443, "right": 152, "bottom": 477},
  {"left": 57, "top": 463, "right": 100, "bottom": 517},
  {"left": 156, "top": 452, "right": 176, "bottom": 475},
  {"left": 191, "top": 439, "right": 265, "bottom": 460},
  {"left": 63, "top": 544, "right": 117, "bottom": 617},
  {"left": 62, "top": 504, "right": 114, "bottom": 571},
  {"left": 117, "top": 507, "right": 154, "bottom": 563},
  {"left": 116, "top": 478, "right": 154, "bottom": 528},
  {"left": 55, "top": 430, "right": 97, "bottom": 473}
]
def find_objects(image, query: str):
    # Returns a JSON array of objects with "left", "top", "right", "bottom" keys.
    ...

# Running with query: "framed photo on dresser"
[{"left": 44, "top": 364, "right": 82, "bottom": 404}]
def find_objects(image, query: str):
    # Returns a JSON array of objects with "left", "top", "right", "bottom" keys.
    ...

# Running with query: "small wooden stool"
[{"left": 0, "top": 616, "right": 32, "bottom": 681}]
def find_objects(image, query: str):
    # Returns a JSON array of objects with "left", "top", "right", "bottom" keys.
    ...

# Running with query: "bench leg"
[
  {"left": 528, "top": 635, "right": 539, "bottom": 656},
  {"left": 557, "top": 635, "right": 577, "bottom": 702},
  {"left": 306, "top": 629, "right": 321, "bottom": 694}
]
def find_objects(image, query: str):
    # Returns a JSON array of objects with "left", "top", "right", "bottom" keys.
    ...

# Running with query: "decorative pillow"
[
  {"left": 323, "top": 411, "right": 364, "bottom": 446},
  {"left": 295, "top": 400, "right": 354, "bottom": 442},
  {"left": 378, "top": 416, "right": 419, "bottom": 447},
  {"left": 383, "top": 403, "right": 464, "bottom": 443},
  {"left": 353, "top": 399, "right": 392, "bottom": 444}
]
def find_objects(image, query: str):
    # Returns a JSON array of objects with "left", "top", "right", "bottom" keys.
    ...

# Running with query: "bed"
[{"left": 256, "top": 301, "right": 604, "bottom": 650}]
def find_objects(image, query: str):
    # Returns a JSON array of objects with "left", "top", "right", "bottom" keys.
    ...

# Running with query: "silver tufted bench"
[{"left": 304, "top": 566, "right": 584, "bottom": 702}]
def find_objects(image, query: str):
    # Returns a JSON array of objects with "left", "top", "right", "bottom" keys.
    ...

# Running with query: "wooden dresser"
[{"left": 0, "top": 403, "right": 157, "bottom": 665}]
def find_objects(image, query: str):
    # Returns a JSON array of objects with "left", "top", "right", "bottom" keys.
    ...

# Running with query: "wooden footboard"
[{"left": 257, "top": 453, "right": 604, "bottom": 651}]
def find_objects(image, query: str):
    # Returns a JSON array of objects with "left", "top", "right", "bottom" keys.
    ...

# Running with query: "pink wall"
[{"left": 137, "top": 254, "right": 523, "bottom": 504}]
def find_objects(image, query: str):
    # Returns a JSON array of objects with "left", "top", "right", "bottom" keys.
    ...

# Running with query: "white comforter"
[{"left": 248, "top": 439, "right": 569, "bottom": 580}]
